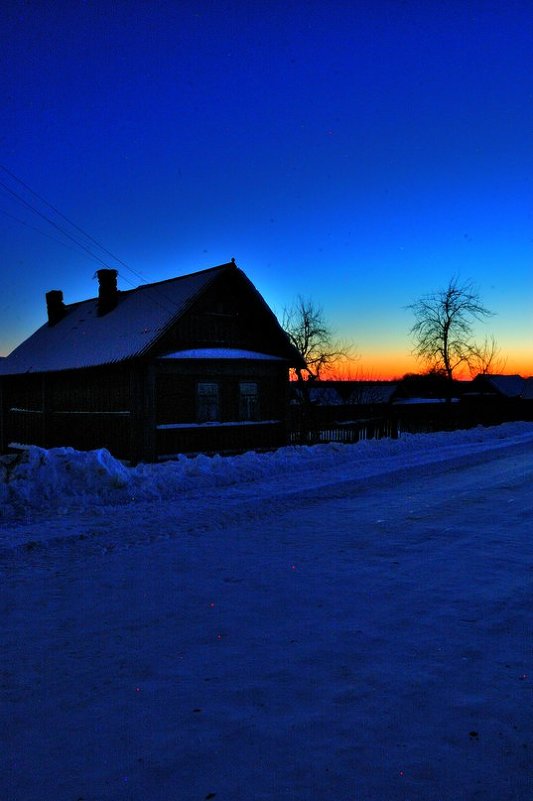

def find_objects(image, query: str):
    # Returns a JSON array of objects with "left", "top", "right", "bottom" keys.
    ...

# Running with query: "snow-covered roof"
[
  {"left": 473, "top": 374, "right": 526, "bottom": 398},
  {"left": 159, "top": 348, "right": 285, "bottom": 361},
  {"left": 291, "top": 381, "right": 398, "bottom": 407},
  {"left": 0, "top": 263, "right": 296, "bottom": 375},
  {"left": 0, "top": 265, "right": 229, "bottom": 375},
  {"left": 307, "top": 386, "right": 344, "bottom": 406},
  {"left": 346, "top": 383, "right": 398, "bottom": 405}
]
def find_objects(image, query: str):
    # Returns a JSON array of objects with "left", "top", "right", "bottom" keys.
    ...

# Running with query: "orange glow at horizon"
[
  {"left": 294, "top": 352, "right": 533, "bottom": 382},
  {"left": 332, "top": 355, "right": 417, "bottom": 381}
]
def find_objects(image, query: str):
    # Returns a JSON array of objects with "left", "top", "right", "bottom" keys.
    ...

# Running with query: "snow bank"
[
  {"left": 2, "top": 422, "right": 533, "bottom": 517},
  {"left": 0, "top": 446, "right": 130, "bottom": 512}
]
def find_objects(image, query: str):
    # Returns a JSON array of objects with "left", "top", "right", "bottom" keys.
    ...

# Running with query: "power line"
[
  {"left": 0, "top": 164, "right": 212, "bottom": 319},
  {"left": 0, "top": 163, "right": 148, "bottom": 285},
  {"left": 0, "top": 177, "right": 113, "bottom": 269},
  {"left": 0, "top": 206, "right": 81, "bottom": 253}
]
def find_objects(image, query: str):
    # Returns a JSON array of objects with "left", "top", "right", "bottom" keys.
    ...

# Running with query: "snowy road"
[{"left": 2, "top": 427, "right": 533, "bottom": 801}]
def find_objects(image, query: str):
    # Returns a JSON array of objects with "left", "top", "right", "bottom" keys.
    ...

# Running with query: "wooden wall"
[
  {"left": 1, "top": 366, "right": 136, "bottom": 458},
  {"left": 1, "top": 358, "right": 291, "bottom": 461},
  {"left": 155, "top": 359, "right": 289, "bottom": 456}
]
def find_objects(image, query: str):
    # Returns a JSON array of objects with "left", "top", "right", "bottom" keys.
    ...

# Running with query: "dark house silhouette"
[
  {"left": 0, "top": 262, "right": 303, "bottom": 461},
  {"left": 464, "top": 373, "right": 533, "bottom": 424},
  {"left": 469, "top": 373, "right": 528, "bottom": 399}
]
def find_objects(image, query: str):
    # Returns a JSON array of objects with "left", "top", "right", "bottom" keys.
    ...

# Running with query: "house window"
[
  {"left": 197, "top": 382, "right": 219, "bottom": 422},
  {"left": 239, "top": 382, "right": 259, "bottom": 421}
]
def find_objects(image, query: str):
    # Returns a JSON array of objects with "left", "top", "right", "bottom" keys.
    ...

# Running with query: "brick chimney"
[
  {"left": 46, "top": 290, "right": 66, "bottom": 326},
  {"left": 96, "top": 269, "right": 118, "bottom": 315}
]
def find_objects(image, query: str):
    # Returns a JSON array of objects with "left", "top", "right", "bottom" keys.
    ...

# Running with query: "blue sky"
[{"left": 1, "top": 0, "right": 531, "bottom": 376}]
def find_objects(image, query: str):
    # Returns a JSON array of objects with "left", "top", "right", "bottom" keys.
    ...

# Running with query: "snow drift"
[{"left": 2, "top": 422, "right": 533, "bottom": 518}]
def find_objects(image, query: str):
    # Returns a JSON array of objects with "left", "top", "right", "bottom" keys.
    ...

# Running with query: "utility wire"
[
  {"left": 0, "top": 164, "right": 217, "bottom": 319},
  {"left": 0, "top": 177, "right": 113, "bottom": 269},
  {"left": 0, "top": 175, "right": 189, "bottom": 317},
  {"left": 0, "top": 206, "right": 82, "bottom": 253},
  {"left": 0, "top": 162, "right": 148, "bottom": 285}
]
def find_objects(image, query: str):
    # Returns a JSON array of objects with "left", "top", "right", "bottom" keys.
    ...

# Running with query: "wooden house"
[
  {"left": 465, "top": 374, "right": 533, "bottom": 425},
  {"left": 469, "top": 374, "right": 526, "bottom": 400},
  {"left": 0, "top": 262, "right": 303, "bottom": 461}
]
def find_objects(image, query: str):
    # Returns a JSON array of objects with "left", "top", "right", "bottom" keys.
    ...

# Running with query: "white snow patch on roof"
[
  {"left": 307, "top": 387, "right": 344, "bottom": 405},
  {"left": 159, "top": 348, "right": 285, "bottom": 360},
  {"left": 347, "top": 384, "right": 398, "bottom": 404},
  {"left": 480, "top": 374, "right": 525, "bottom": 397}
]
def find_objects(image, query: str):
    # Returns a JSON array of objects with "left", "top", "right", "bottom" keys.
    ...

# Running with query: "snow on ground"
[
  {"left": 2, "top": 421, "right": 533, "bottom": 531},
  {"left": 1, "top": 423, "right": 532, "bottom": 800}
]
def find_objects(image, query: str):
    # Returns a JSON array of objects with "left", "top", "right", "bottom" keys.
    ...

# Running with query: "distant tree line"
[{"left": 282, "top": 276, "right": 504, "bottom": 384}]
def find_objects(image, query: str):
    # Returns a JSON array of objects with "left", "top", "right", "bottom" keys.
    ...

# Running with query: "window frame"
[
  {"left": 239, "top": 381, "right": 259, "bottom": 421},
  {"left": 196, "top": 381, "right": 220, "bottom": 423}
]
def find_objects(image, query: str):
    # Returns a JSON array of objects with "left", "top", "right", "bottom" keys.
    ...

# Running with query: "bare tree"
[
  {"left": 282, "top": 296, "right": 354, "bottom": 381},
  {"left": 468, "top": 334, "right": 507, "bottom": 376},
  {"left": 408, "top": 277, "right": 495, "bottom": 380}
]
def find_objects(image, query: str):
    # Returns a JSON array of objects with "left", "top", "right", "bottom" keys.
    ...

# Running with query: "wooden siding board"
[
  {"left": 0, "top": 380, "right": 5, "bottom": 452},
  {"left": 155, "top": 360, "right": 289, "bottom": 427},
  {"left": 129, "top": 366, "right": 145, "bottom": 464},
  {"left": 0, "top": 365, "right": 136, "bottom": 456},
  {"left": 157, "top": 421, "right": 285, "bottom": 456},
  {"left": 142, "top": 364, "right": 157, "bottom": 463},
  {"left": 41, "top": 374, "right": 50, "bottom": 448},
  {"left": 156, "top": 271, "right": 297, "bottom": 361},
  {"left": 50, "top": 366, "right": 132, "bottom": 412}
]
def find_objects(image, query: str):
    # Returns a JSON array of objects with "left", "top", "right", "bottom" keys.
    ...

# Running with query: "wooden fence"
[
  {"left": 289, "top": 400, "right": 533, "bottom": 446},
  {"left": 289, "top": 417, "right": 398, "bottom": 445}
]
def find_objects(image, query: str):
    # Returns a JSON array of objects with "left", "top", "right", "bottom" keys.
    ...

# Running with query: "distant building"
[
  {"left": 469, "top": 374, "right": 528, "bottom": 399},
  {"left": 0, "top": 262, "right": 303, "bottom": 461}
]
